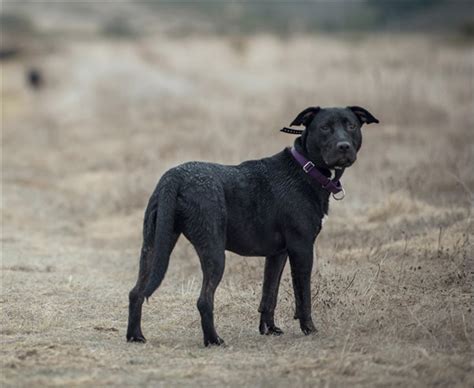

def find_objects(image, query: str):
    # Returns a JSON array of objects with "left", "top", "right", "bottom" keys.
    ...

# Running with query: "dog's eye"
[
  {"left": 320, "top": 126, "right": 330, "bottom": 132},
  {"left": 347, "top": 123, "right": 356, "bottom": 131}
]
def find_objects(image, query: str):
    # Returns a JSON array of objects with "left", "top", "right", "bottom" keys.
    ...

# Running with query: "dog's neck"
[{"left": 293, "top": 137, "right": 332, "bottom": 178}]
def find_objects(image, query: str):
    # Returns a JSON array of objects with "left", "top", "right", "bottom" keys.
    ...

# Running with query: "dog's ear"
[
  {"left": 348, "top": 106, "right": 379, "bottom": 125},
  {"left": 280, "top": 106, "right": 320, "bottom": 135},
  {"left": 290, "top": 106, "right": 321, "bottom": 127}
]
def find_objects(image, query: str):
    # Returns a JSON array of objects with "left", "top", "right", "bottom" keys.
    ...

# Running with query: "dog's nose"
[{"left": 337, "top": 142, "right": 351, "bottom": 153}]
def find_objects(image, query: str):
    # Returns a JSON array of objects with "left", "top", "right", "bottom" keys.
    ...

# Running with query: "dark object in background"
[
  {"left": 127, "top": 105, "right": 379, "bottom": 347},
  {"left": 27, "top": 68, "right": 43, "bottom": 90}
]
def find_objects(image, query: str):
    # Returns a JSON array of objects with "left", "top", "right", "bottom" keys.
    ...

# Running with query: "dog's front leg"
[
  {"left": 288, "top": 246, "right": 317, "bottom": 335},
  {"left": 258, "top": 253, "right": 287, "bottom": 335}
]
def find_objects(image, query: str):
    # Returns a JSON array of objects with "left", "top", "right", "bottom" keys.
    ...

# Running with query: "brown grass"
[{"left": 1, "top": 33, "right": 473, "bottom": 387}]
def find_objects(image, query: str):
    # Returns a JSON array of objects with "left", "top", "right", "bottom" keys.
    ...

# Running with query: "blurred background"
[{"left": 2, "top": 1, "right": 473, "bottom": 386}]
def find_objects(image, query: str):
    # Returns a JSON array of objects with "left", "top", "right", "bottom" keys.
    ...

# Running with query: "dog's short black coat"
[{"left": 127, "top": 106, "right": 379, "bottom": 346}]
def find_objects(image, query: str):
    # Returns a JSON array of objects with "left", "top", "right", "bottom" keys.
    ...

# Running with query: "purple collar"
[{"left": 290, "top": 147, "right": 345, "bottom": 200}]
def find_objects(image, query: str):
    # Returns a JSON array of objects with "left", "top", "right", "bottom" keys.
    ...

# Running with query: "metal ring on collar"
[{"left": 332, "top": 187, "right": 346, "bottom": 201}]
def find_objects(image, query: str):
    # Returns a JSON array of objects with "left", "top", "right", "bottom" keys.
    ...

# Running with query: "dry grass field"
[{"left": 1, "top": 32, "right": 473, "bottom": 386}]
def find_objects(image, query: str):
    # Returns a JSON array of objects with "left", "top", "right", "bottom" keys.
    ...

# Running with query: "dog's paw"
[
  {"left": 126, "top": 334, "right": 147, "bottom": 343},
  {"left": 204, "top": 336, "right": 225, "bottom": 347},
  {"left": 259, "top": 321, "right": 284, "bottom": 336},
  {"left": 300, "top": 319, "right": 317, "bottom": 336}
]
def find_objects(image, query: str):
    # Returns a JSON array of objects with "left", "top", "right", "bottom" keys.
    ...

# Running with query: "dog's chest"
[{"left": 321, "top": 214, "right": 328, "bottom": 225}]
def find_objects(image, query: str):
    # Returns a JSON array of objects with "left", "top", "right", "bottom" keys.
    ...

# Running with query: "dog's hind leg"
[
  {"left": 195, "top": 244, "right": 226, "bottom": 347},
  {"left": 258, "top": 253, "right": 287, "bottom": 335}
]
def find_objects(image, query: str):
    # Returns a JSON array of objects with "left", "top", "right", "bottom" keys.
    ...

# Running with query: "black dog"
[{"left": 127, "top": 106, "right": 379, "bottom": 346}]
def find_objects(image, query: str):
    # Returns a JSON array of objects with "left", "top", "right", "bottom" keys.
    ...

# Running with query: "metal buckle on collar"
[
  {"left": 332, "top": 187, "right": 346, "bottom": 201},
  {"left": 302, "top": 161, "right": 315, "bottom": 173}
]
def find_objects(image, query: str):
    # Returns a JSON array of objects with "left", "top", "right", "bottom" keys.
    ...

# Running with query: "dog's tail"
[{"left": 142, "top": 173, "right": 180, "bottom": 299}]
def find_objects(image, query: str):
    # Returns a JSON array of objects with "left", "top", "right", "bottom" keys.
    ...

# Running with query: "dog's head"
[{"left": 286, "top": 106, "right": 379, "bottom": 169}]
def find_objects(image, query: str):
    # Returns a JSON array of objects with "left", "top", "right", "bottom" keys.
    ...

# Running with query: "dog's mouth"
[
  {"left": 324, "top": 155, "right": 356, "bottom": 169},
  {"left": 334, "top": 157, "right": 355, "bottom": 168}
]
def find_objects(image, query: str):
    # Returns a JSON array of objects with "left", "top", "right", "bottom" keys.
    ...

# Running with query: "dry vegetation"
[{"left": 1, "top": 32, "right": 473, "bottom": 387}]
